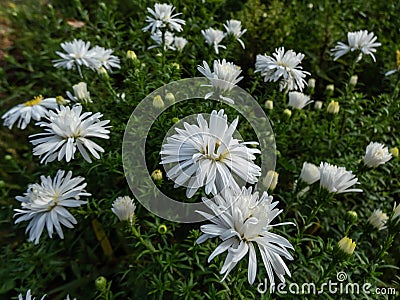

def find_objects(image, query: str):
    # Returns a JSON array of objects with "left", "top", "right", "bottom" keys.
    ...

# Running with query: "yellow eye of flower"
[{"left": 23, "top": 95, "right": 44, "bottom": 107}]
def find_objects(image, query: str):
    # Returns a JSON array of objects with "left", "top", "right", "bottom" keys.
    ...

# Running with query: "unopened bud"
[
  {"left": 95, "top": 276, "right": 107, "bottom": 291},
  {"left": 314, "top": 101, "right": 323, "bottom": 110},
  {"left": 264, "top": 100, "right": 273, "bottom": 110},
  {"left": 308, "top": 78, "right": 316, "bottom": 89},
  {"left": 153, "top": 95, "right": 165, "bottom": 109},
  {"left": 127, "top": 50, "right": 137, "bottom": 61},
  {"left": 165, "top": 92, "right": 175, "bottom": 104},
  {"left": 283, "top": 109, "right": 292, "bottom": 118},
  {"left": 349, "top": 75, "right": 358, "bottom": 86},
  {"left": 151, "top": 169, "right": 163, "bottom": 181},
  {"left": 390, "top": 147, "right": 398, "bottom": 157},
  {"left": 346, "top": 211, "right": 358, "bottom": 223},
  {"left": 338, "top": 236, "right": 356, "bottom": 256},
  {"left": 327, "top": 100, "right": 339, "bottom": 114}
]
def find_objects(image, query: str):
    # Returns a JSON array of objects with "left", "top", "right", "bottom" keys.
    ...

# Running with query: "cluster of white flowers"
[{"left": 17, "top": 290, "right": 76, "bottom": 300}]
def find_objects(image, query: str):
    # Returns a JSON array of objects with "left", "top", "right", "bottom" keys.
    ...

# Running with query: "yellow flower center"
[{"left": 24, "top": 95, "right": 44, "bottom": 106}]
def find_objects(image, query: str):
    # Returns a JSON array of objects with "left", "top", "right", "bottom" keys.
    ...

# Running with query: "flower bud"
[
  {"left": 56, "top": 95, "right": 69, "bottom": 105},
  {"left": 325, "top": 84, "right": 334, "bottom": 97},
  {"left": 152, "top": 95, "right": 165, "bottom": 109},
  {"left": 346, "top": 211, "right": 358, "bottom": 223},
  {"left": 327, "top": 100, "right": 339, "bottom": 114},
  {"left": 151, "top": 169, "right": 163, "bottom": 181},
  {"left": 338, "top": 236, "right": 356, "bottom": 256},
  {"left": 349, "top": 75, "right": 358, "bottom": 86},
  {"left": 126, "top": 50, "right": 137, "bottom": 61},
  {"left": 314, "top": 101, "right": 323, "bottom": 110},
  {"left": 264, "top": 100, "right": 273, "bottom": 110},
  {"left": 283, "top": 108, "right": 292, "bottom": 118},
  {"left": 95, "top": 276, "right": 107, "bottom": 291},
  {"left": 390, "top": 147, "right": 399, "bottom": 157},
  {"left": 263, "top": 170, "right": 279, "bottom": 191},
  {"left": 308, "top": 78, "right": 316, "bottom": 89},
  {"left": 165, "top": 92, "right": 175, "bottom": 104},
  {"left": 158, "top": 224, "right": 168, "bottom": 234},
  {"left": 171, "top": 117, "right": 180, "bottom": 123},
  {"left": 171, "top": 63, "right": 180, "bottom": 69},
  {"left": 97, "top": 66, "right": 109, "bottom": 80}
]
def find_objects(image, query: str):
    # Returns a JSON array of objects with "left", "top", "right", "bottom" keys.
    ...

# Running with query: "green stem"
[{"left": 131, "top": 225, "right": 156, "bottom": 253}]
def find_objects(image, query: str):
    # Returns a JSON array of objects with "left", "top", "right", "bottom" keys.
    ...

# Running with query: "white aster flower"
[
  {"left": 149, "top": 30, "right": 176, "bottom": 50},
  {"left": 319, "top": 162, "right": 362, "bottom": 194},
  {"left": 90, "top": 46, "right": 121, "bottom": 71},
  {"left": 18, "top": 290, "right": 46, "bottom": 300},
  {"left": 2, "top": 95, "right": 59, "bottom": 130},
  {"left": 197, "top": 59, "right": 243, "bottom": 103},
  {"left": 111, "top": 196, "right": 136, "bottom": 224},
  {"left": 196, "top": 187, "right": 294, "bottom": 285},
  {"left": 14, "top": 170, "right": 90, "bottom": 244},
  {"left": 288, "top": 91, "right": 313, "bottom": 109},
  {"left": 255, "top": 47, "right": 310, "bottom": 92},
  {"left": 331, "top": 30, "right": 381, "bottom": 62},
  {"left": 174, "top": 36, "right": 188, "bottom": 51},
  {"left": 202, "top": 28, "right": 226, "bottom": 54},
  {"left": 142, "top": 3, "right": 185, "bottom": 33},
  {"left": 30, "top": 105, "right": 111, "bottom": 164},
  {"left": 53, "top": 39, "right": 101, "bottom": 75},
  {"left": 160, "top": 109, "right": 261, "bottom": 198},
  {"left": 363, "top": 142, "right": 392, "bottom": 168},
  {"left": 223, "top": 19, "right": 246, "bottom": 49},
  {"left": 368, "top": 209, "right": 388, "bottom": 230},
  {"left": 66, "top": 82, "right": 92, "bottom": 104},
  {"left": 300, "top": 162, "right": 320, "bottom": 184}
]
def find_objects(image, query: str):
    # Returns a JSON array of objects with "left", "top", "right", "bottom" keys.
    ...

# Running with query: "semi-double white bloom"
[
  {"left": 160, "top": 109, "right": 261, "bottom": 198},
  {"left": 66, "top": 82, "right": 92, "bottom": 103},
  {"left": 288, "top": 91, "right": 313, "bottom": 109},
  {"left": 111, "top": 196, "right": 137, "bottom": 224},
  {"left": 142, "top": 3, "right": 185, "bottom": 33},
  {"left": 319, "top": 162, "right": 362, "bottom": 194},
  {"left": 202, "top": 28, "right": 226, "bottom": 54},
  {"left": 196, "top": 187, "right": 294, "bottom": 285},
  {"left": 363, "top": 142, "right": 392, "bottom": 168},
  {"left": 224, "top": 19, "right": 246, "bottom": 49},
  {"left": 90, "top": 45, "right": 121, "bottom": 71},
  {"left": 368, "top": 209, "right": 388, "bottom": 230}
]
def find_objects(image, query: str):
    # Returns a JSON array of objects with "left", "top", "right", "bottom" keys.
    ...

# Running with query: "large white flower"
[
  {"left": 197, "top": 59, "right": 243, "bottom": 103},
  {"left": 14, "top": 170, "right": 90, "bottom": 244},
  {"left": 196, "top": 187, "right": 294, "bottom": 285},
  {"left": 202, "top": 28, "right": 226, "bottom": 54},
  {"left": 111, "top": 196, "right": 136, "bottom": 224},
  {"left": 363, "top": 142, "right": 392, "bottom": 168},
  {"left": 53, "top": 39, "right": 101, "bottom": 74},
  {"left": 288, "top": 91, "right": 313, "bottom": 109},
  {"left": 331, "top": 30, "right": 381, "bottom": 62},
  {"left": 319, "top": 162, "right": 362, "bottom": 194},
  {"left": 90, "top": 46, "right": 121, "bottom": 71},
  {"left": 30, "top": 105, "right": 111, "bottom": 164},
  {"left": 255, "top": 47, "right": 310, "bottom": 92},
  {"left": 142, "top": 3, "right": 185, "bottom": 33},
  {"left": 224, "top": 19, "right": 246, "bottom": 49},
  {"left": 160, "top": 109, "right": 261, "bottom": 198},
  {"left": 2, "top": 95, "right": 59, "bottom": 130}
]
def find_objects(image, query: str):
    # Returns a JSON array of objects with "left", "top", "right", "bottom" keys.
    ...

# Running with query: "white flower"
[
  {"left": 319, "top": 162, "right": 362, "bottom": 194},
  {"left": 300, "top": 162, "right": 320, "bottom": 184},
  {"left": 2, "top": 95, "right": 59, "bottom": 130},
  {"left": 363, "top": 142, "right": 392, "bottom": 168},
  {"left": 66, "top": 82, "right": 92, "bottom": 103},
  {"left": 385, "top": 50, "right": 400, "bottom": 76},
  {"left": 288, "top": 91, "right": 313, "bottom": 109},
  {"left": 174, "top": 36, "right": 188, "bottom": 51},
  {"left": 18, "top": 290, "right": 46, "bottom": 300},
  {"left": 368, "top": 209, "right": 388, "bottom": 230},
  {"left": 202, "top": 28, "right": 226, "bottom": 54},
  {"left": 53, "top": 39, "right": 101, "bottom": 74},
  {"left": 64, "top": 295, "right": 77, "bottom": 300},
  {"left": 255, "top": 47, "right": 310, "bottom": 92},
  {"left": 160, "top": 109, "right": 261, "bottom": 198},
  {"left": 30, "top": 105, "right": 111, "bottom": 163},
  {"left": 14, "top": 170, "right": 90, "bottom": 244},
  {"left": 197, "top": 59, "right": 243, "bottom": 103},
  {"left": 392, "top": 202, "right": 400, "bottom": 223},
  {"left": 196, "top": 187, "right": 294, "bottom": 285},
  {"left": 149, "top": 30, "right": 175, "bottom": 50},
  {"left": 142, "top": 3, "right": 185, "bottom": 33},
  {"left": 223, "top": 19, "right": 246, "bottom": 49},
  {"left": 331, "top": 30, "right": 381, "bottom": 62},
  {"left": 111, "top": 196, "right": 136, "bottom": 224},
  {"left": 90, "top": 46, "right": 121, "bottom": 71}
]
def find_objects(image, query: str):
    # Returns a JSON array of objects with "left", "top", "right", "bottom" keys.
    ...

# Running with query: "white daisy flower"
[
  {"left": 53, "top": 39, "right": 101, "bottom": 75},
  {"left": 14, "top": 170, "right": 90, "bottom": 244},
  {"left": 197, "top": 59, "right": 243, "bottom": 103},
  {"left": 149, "top": 30, "right": 176, "bottom": 50},
  {"left": 300, "top": 162, "right": 320, "bottom": 184},
  {"left": 196, "top": 186, "right": 294, "bottom": 285},
  {"left": 30, "top": 105, "right": 111, "bottom": 164},
  {"left": 368, "top": 209, "right": 388, "bottom": 230},
  {"left": 223, "top": 19, "right": 246, "bottom": 49},
  {"left": 142, "top": 3, "right": 185, "bottom": 33},
  {"left": 18, "top": 290, "right": 46, "bottom": 300},
  {"left": 174, "top": 36, "right": 188, "bottom": 51},
  {"left": 255, "top": 47, "right": 310, "bottom": 92},
  {"left": 202, "top": 28, "right": 226, "bottom": 54},
  {"left": 111, "top": 196, "right": 137, "bottom": 224},
  {"left": 288, "top": 91, "right": 313, "bottom": 109},
  {"left": 319, "top": 162, "right": 362, "bottom": 194},
  {"left": 363, "top": 142, "right": 392, "bottom": 168},
  {"left": 2, "top": 95, "right": 59, "bottom": 130},
  {"left": 160, "top": 109, "right": 261, "bottom": 198},
  {"left": 331, "top": 30, "right": 381, "bottom": 62},
  {"left": 66, "top": 82, "right": 92, "bottom": 104},
  {"left": 90, "top": 45, "right": 121, "bottom": 71}
]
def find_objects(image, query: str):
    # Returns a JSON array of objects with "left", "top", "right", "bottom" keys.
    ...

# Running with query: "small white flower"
[
  {"left": 90, "top": 46, "right": 121, "bottom": 71},
  {"left": 30, "top": 105, "right": 111, "bottom": 163},
  {"left": 2, "top": 95, "right": 59, "bottom": 130},
  {"left": 160, "top": 109, "right": 261, "bottom": 198},
  {"left": 319, "top": 162, "right": 362, "bottom": 194},
  {"left": 223, "top": 19, "right": 246, "bottom": 49},
  {"left": 66, "top": 82, "right": 92, "bottom": 104},
  {"left": 300, "top": 162, "right": 320, "bottom": 184},
  {"left": 255, "top": 47, "right": 310, "bottom": 92},
  {"left": 392, "top": 202, "right": 400, "bottom": 222},
  {"left": 363, "top": 142, "right": 392, "bottom": 168},
  {"left": 53, "top": 39, "right": 101, "bottom": 75},
  {"left": 288, "top": 91, "right": 313, "bottom": 109},
  {"left": 368, "top": 209, "right": 388, "bottom": 230},
  {"left": 331, "top": 30, "right": 381, "bottom": 62},
  {"left": 197, "top": 59, "right": 243, "bottom": 103},
  {"left": 18, "top": 290, "right": 46, "bottom": 300},
  {"left": 174, "top": 36, "right": 188, "bottom": 51},
  {"left": 142, "top": 3, "right": 185, "bottom": 33},
  {"left": 202, "top": 28, "right": 226, "bottom": 54},
  {"left": 14, "top": 170, "right": 90, "bottom": 244},
  {"left": 64, "top": 295, "right": 77, "bottom": 300},
  {"left": 149, "top": 30, "right": 176, "bottom": 50},
  {"left": 196, "top": 187, "right": 294, "bottom": 285},
  {"left": 111, "top": 196, "right": 136, "bottom": 224}
]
